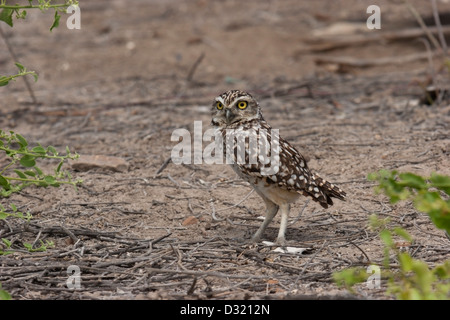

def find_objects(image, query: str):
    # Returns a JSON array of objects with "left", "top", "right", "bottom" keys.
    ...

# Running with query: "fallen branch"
[{"left": 314, "top": 52, "right": 440, "bottom": 68}]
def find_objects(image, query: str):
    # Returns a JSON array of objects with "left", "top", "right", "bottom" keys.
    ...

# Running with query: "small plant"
[
  {"left": 0, "top": 238, "right": 13, "bottom": 255},
  {"left": 333, "top": 267, "right": 370, "bottom": 292},
  {"left": 0, "top": 282, "right": 11, "bottom": 300},
  {"left": 23, "top": 239, "right": 54, "bottom": 252},
  {"left": 0, "top": 1, "right": 81, "bottom": 300},
  {"left": 368, "top": 170, "right": 450, "bottom": 234},
  {"left": 0, "top": 1, "right": 79, "bottom": 90},
  {"left": 0, "top": 0, "right": 79, "bottom": 30},
  {"left": 0, "top": 203, "right": 32, "bottom": 221},
  {"left": 0, "top": 62, "right": 37, "bottom": 87},
  {"left": 0, "top": 130, "right": 82, "bottom": 197},
  {"left": 334, "top": 170, "right": 450, "bottom": 300}
]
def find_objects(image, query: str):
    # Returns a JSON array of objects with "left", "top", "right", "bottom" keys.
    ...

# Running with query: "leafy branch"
[
  {"left": 368, "top": 170, "right": 450, "bottom": 234},
  {"left": 0, "top": 0, "right": 79, "bottom": 30},
  {"left": 0, "top": 62, "right": 37, "bottom": 87},
  {"left": 0, "top": 203, "right": 32, "bottom": 221},
  {"left": 0, "top": 130, "right": 82, "bottom": 197},
  {"left": 334, "top": 170, "right": 450, "bottom": 300},
  {"left": 334, "top": 215, "right": 450, "bottom": 299}
]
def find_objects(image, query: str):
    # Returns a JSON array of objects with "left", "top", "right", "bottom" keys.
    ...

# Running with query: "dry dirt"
[{"left": 0, "top": 0, "right": 449, "bottom": 300}]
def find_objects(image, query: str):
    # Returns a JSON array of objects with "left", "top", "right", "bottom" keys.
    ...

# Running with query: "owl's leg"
[
  {"left": 275, "top": 203, "right": 290, "bottom": 246},
  {"left": 251, "top": 199, "right": 279, "bottom": 243}
]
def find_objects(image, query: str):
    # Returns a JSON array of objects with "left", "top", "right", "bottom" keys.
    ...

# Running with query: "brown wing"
[{"left": 224, "top": 119, "right": 346, "bottom": 208}]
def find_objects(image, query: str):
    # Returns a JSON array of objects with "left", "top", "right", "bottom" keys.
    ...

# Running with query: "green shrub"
[
  {"left": 0, "top": 130, "right": 82, "bottom": 197},
  {"left": 334, "top": 170, "right": 450, "bottom": 300}
]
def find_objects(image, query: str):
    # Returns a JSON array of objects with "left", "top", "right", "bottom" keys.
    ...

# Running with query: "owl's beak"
[{"left": 225, "top": 109, "right": 235, "bottom": 124}]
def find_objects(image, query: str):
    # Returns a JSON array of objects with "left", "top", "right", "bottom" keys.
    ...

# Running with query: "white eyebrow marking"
[{"left": 215, "top": 97, "right": 225, "bottom": 105}]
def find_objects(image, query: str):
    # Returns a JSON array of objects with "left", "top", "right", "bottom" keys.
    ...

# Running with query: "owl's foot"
[{"left": 275, "top": 236, "right": 286, "bottom": 247}]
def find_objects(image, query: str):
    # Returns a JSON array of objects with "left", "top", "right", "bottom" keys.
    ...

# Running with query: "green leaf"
[
  {"left": 0, "top": 76, "right": 10, "bottom": 86},
  {"left": 398, "top": 173, "right": 427, "bottom": 190},
  {"left": 14, "top": 169, "right": 27, "bottom": 179},
  {"left": 44, "top": 175, "right": 56, "bottom": 184},
  {"left": 414, "top": 191, "right": 450, "bottom": 234},
  {"left": 15, "top": 133, "right": 28, "bottom": 148},
  {"left": 15, "top": 62, "right": 25, "bottom": 73},
  {"left": 433, "top": 262, "right": 450, "bottom": 279},
  {"left": 398, "top": 252, "right": 413, "bottom": 272},
  {"left": 2, "top": 238, "right": 11, "bottom": 248},
  {"left": 34, "top": 166, "right": 43, "bottom": 176},
  {"left": 393, "top": 227, "right": 412, "bottom": 242},
  {"left": 430, "top": 173, "right": 450, "bottom": 196},
  {"left": 50, "top": 10, "right": 60, "bottom": 31},
  {"left": 47, "top": 146, "right": 58, "bottom": 156},
  {"left": 56, "top": 161, "right": 63, "bottom": 173},
  {"left": 367, "top": 172, "right": 378, "bottom": 181},
  {"left": 10, "top": 203, "right": 17, "bottom": 212},
  {"left": 24, "top": 170, "right": 36, "bottom": 177},
  {"left": 17, "top": 9, "right": 27, "bottom": 20},
  {"left": 380, "top": 229, "right": 393, "bottom": 247},
  {"left": 333, "top": 267, "right": 368, "bottom": 289},
  {"left": 0, "top": 288, "right": 11, "bottom": 300},
  {"left": 19, "top": 155, "right": 36, "bottom": 168},
  {"left": 0, "top": 176, "right": 10, "bottom": 190},
  {"left": 0, "top": 8, "right": 14, "bottom": 27},
  {"left": 369, "top": 214, "right": 390, "bottom": 230},
  {"left": 31, "top": 146, "right": 46, "bottom": 155}
]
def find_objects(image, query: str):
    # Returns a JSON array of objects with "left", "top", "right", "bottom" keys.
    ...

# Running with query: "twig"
[
  {"left": 171, "top": 244, "right": 187, "bottom": 270},
  {"left": 167, "top": 173, "right": 180, "bottom": 188},
  {"left": 150, "top": 232, "right": 172, "bottom": 249},
  {"left": 31, "top": 230, "right": 42, "bottom": 249},
  {"left": 210, "top": 201, "right": 223, "bottom": 221},
  {"left": 289, "top": 199, "right": 310, "bottom": 225},
  {"left": 348, "top": 240, "right": 371, "bottom": 263},
  {"left": 0, "top": 24, "right": 37, "bottom": 104},
  {"left": 431, "top": 0, "right": 448, "bottom": 56},
  {"left": 305, "top": 25, "right": 450, "bottom": 52},
  {"left": 154, "top": 156, "right": 172, "bottom": 177},
  {"left": 186, "top": 52, "right": 205, "bottom": 82},
  {"left": 145, "top": 266, "right": 274, "bottom": 280},
  {"left": 314, "top": 52, "right": 438, "bottom": 68},
  {"left": 60, "top": 225, "right": 79, "bottom": 245},
  {"left": 297, "top": 240, "right": 327, "bottom": 278},
  {"left": 186, "top": 277, "right": 197, "bottom": 295},
  {"left": 404, "top": 0, "right": 441, "bottom": 51}
]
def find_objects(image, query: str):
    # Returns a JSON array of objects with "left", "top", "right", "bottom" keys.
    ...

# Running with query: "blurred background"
[{"left": 2, "top": 0, "right": 450, "bottom": 107}]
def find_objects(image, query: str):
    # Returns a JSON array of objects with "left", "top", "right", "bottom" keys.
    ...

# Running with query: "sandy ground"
[{"left": 0, "top": 0, "right": 449, "bottom": 300}]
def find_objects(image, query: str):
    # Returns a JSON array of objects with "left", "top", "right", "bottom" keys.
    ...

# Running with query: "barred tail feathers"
[{"left": 305, "top": 173, "right": 346, "bottom": 209}]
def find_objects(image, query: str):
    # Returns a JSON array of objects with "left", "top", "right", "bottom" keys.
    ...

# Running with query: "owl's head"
[{"left": 211, "top": 90, "right": 263, "bottom": 128}]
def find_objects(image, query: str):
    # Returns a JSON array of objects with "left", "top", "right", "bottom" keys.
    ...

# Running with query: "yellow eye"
[
  {"left": 216, "top": 102, "right": 223, "bottom": 110},
  {"left": 237, "top": 101, "right": 248, "bottom": 109}
]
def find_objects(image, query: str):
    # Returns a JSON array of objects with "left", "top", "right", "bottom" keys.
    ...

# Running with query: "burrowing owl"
[{"left": 211, "top": 89, "right": 346, "bottom": 245}]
